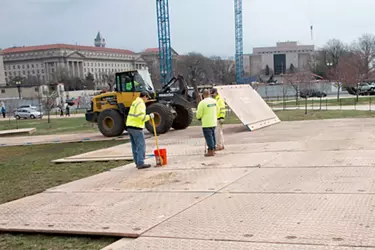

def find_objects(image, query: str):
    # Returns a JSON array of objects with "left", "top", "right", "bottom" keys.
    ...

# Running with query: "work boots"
[
  {"left": 137, "top": 164, "right": 151, "bottom": 169},
  {"left": 204, "top": 149, "right": 215, "bottom": 157}
]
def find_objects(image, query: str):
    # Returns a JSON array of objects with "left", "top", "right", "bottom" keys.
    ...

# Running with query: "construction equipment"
[
  {"left": 85, "top": 69, "right": 202, "bottom": 137},
  {"left": 156, "top": 0, "right": 244, "bottom": 84}
]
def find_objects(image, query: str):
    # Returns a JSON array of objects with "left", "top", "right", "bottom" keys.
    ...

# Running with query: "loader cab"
[{"left": 115, "top": 70, "right": 154, "bottom": 93}]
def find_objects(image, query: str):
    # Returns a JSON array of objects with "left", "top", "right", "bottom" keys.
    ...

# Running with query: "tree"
[
  {"left": 85, "top": 72, "right": 95, "bottom": 82},
  {"left": 174, "top": 53, "right": 214, "bottom": 102},
  {"left": 352, "top": 34, "right": 375, "bottom": 78},
  {"left": 210, "top": 56, "right": 235, "bottom": 84},
  {"left": 83, "top": 73, "right": 95, "bottom": 90},
  {"left": 335, "top": 53, "right": 366, "bottom": 101},
  {"left": 312, "top": 39, "right": 348, "bottom": 79},
  {"left": 102, "top": 73, "right": 115, "bottom": 91},
  {"left": 41, "top": 86, "right": 58, "bottom": 124},
  {"left": 325, "top": 39, "right": 348, "bottom": 67}
]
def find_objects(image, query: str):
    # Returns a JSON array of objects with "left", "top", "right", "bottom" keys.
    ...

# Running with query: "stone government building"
[{"left": 0, "top": 32, "right": 148, "bottom": 89}]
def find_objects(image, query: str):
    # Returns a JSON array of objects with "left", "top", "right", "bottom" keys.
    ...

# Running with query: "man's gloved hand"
[
  {"left": 219, "top": 118, "right": 224, "bottom": 125},
  {"left": 149, "top": 113, "right": 155, "bottom": 119}
]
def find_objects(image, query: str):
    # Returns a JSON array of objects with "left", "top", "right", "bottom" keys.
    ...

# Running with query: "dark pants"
[
  {"left": 203, "top": 127, "right": 216, "bottom": 150},
  {"left": 1, "top": 112, "right": 5, "bottom": 118},
  {"left": 128, "top": 128, "right": 146, "bottom": 166}
]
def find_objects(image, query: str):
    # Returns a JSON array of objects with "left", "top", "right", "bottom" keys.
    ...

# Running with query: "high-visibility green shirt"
[
  {"left": 196, "top": 97, "right": 217, "bottom": 128},
  {"left": 215, "top": 94, "right": 226, "bottom": 119},
  {"left": 126, "top": 97, "right": 150, "bottom": 129}
]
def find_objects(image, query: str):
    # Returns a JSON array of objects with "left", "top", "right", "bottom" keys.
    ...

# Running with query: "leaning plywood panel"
[{"left": 216, "top": 85, "right": 280, "bottom": 130}]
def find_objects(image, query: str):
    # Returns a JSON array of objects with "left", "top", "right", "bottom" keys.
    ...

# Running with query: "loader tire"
[
  {"left": 172, "top": 105, "right": 193, "bottom": 130},
  {"left": 145, "top": 103, "right": 174, "bottom": 135},
  {"left": 97, "top": 109, "right": 125, "bottom": 137}
]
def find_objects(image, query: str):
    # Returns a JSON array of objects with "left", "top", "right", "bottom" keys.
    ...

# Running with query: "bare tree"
[
  {"left": 352, "top": 34, "right": 375, "bottom": 78},
  {"left": 335, "top": 53, "right": 366, "bottom": 101},
  {"left": 210, "top": 56, "right": 235, "bottom": 84},
  {"left": 102, "top": 73, "right": 115, "bottom": 91},
  {"left": 312, "top": 39, "right": 348, "bottom": 82},
  {"left": 41, "top": 86, "right": 58, "bottom": 124},
  {"left": 325, "top": 39, "right": 348, "bottom": 67},
  {"left": 175, "top": 53, "right": 214, "bottom": 101}
]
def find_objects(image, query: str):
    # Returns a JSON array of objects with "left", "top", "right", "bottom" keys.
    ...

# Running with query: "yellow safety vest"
[
  {"left": 196, "top": 97, "right": 217, "bottom": 128},
  {"left": 126, "top": 97, "right": 150, "bottom": 129},
  {"left": 215, "top": 94, "right": 226, "bottom": 119}
]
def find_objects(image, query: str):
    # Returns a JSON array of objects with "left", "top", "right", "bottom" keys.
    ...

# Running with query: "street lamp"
[{"left": 15, "top": 81, "right": 22, "bottom": 99}]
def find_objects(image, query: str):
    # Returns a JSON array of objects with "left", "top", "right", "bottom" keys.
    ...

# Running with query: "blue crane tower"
[
  {"left": 156, "top": 0, "right": 173, "bottom": 85},
  {"left": 156, "top": 0, "right": 244, "bottom": 85},
  {"left": 234, "top": 0, "right": 244, "bottom": 84}
]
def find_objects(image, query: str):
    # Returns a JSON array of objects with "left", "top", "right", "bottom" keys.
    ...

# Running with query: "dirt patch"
[{"left": 129, "top": 172, "right": 179, "bottom": 189}]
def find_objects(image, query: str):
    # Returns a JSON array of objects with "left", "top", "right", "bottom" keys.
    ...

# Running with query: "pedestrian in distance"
[
  {"left": 126, "top": 91, "right": 155, "bottom": 169},
  {"left": 65, "top": 105, "right": 70, "bottom": 117},
  {"left": 1, "top": 106, "right": 5, "bottom": 118},
  {"left": 211, "top": 88, "right": 226, "bottom": 151},
  {"left": 60, "top": 105, "right": 64, "bottom": 117},
  {"left": 196, "top": 89, "right": 218, "bottom": 157}
]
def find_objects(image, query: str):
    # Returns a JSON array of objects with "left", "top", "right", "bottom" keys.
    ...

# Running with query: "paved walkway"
[{"left": 0, "top": 119, "right": 375, "bottom": 249}]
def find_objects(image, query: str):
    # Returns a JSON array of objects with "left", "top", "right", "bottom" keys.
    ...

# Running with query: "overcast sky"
[{"left": 1, "top": 0, "right": 375, "bottom": 57}]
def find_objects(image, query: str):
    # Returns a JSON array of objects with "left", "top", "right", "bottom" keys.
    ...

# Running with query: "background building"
[
  {"left": 244, "top": 41, "right": 314, "bottom": 76},
  {"left": 0, "top": 50, "right": 5, "bottom": 86},
  {"left": 2, "top": 33, "right": 148, "bottom": 89}
]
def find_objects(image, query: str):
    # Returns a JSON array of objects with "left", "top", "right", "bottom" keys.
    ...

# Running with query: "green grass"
[
  {"left": 0, "top": 140, "right": 130, "bottom": 249},
  {"left": 1, "top": 109, "right": 375, "bottom": 249},
  {"left": 275, "top": 110, "right": 375, "bottom": 121},
  {"left": 192, "top": 109, "right": 375, "bottom": 126},
  {"left": 0, "top": 234, "right": 118, "bottom": 250},
  {"left": 267, "top": 96, "right": 375, "bottom": 108},
  {"left": 0, "top": 117, "right": 97, "bottom": 136}
]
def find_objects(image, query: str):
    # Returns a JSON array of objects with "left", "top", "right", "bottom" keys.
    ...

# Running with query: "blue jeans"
[
  {"left": 203, "top": 127, "right": 216, "bottom": 150},
  {"left": 128, "top": 128, "right": 146, "bottom": 166}
]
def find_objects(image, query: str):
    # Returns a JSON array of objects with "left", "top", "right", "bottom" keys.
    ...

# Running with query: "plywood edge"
[
  {"left": 246, "top": 117, "right": 281, "bottom": 131},
  {"left": 52, "top": 157, "right": 133, "bottom": 163}
]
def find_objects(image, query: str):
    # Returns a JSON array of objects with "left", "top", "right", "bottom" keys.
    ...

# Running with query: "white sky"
[{"left": 1, "top": 0, "right": 375, "bottom": 57}]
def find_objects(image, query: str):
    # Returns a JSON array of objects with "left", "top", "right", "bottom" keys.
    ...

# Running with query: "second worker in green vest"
[
  {"left": 211, "top": 88, "right": 226, "bottom": 151},
  {"left": 196, "top": 89, "right": 218, "bottom": 157}
]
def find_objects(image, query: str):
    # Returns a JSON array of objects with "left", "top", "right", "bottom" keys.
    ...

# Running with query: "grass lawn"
[
  {"left": 0, "top": 109, "right": 375, "bottom": 249},
  {"left": 267, "top": 96, "right": 375, "bottom": 108},
  {"left": 275, "top": 110, "right": 375, "bottom": 121},
  {"left": 0, "top": 140, "right": 129, "bottom": 250},
  {"left": 192, "top": 109, "right": 375, "bottom": 126},
  {"left": 0, "top": 117, "right": 97, "bottom": 136}
]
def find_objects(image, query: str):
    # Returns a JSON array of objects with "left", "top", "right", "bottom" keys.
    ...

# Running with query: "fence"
[{"left": 264, "top": 95, "right": 375, "bottom": 113}]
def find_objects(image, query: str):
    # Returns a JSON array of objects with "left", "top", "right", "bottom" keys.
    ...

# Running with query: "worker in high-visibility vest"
[
  {"left": 196, "top": 89, "right": 218, "bottom": 157},
  {"left": 126, "top": 92, "right": 155, "bottom": 169},
  {"left": 125, "top": 81, "right": 141, "bottom": 91},
  {"left": 211, "top": 88, "right": 226, "bottom": 151}
]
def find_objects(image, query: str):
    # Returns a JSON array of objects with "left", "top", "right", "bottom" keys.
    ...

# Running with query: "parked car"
[
  {"left": 358, "top": 82, "right": 375, "bottom": 95},
  {"left": 17, "top": 105, "right": 37, "bottom": 110},
  {"left": 299, "top": 89, "right": 327, "bottom": 98},
  {"left": 14, "top": 108, "right": 43, "bottom": 120}
]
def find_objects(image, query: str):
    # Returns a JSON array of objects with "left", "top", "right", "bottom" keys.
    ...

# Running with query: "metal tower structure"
[
  {"left": 156, "top": 0, "right": 173, "bottom": 85},
  {"left": 234, "top": 0, "right": 244, "bottom": 83}
]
